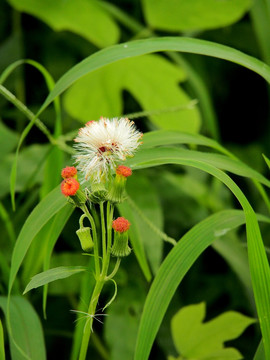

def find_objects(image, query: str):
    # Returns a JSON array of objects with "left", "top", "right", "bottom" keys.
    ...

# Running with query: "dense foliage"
[{"left": 1, "top": 0, "right": 270, "bottom": 359}]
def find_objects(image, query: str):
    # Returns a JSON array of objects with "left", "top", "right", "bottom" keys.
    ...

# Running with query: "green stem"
[
  {"left": 102, "top": 202, "right": 114, "bottom": 276},
  {"left": 100, "top": 202, "right": 107, "bottom": 261},
  {"left": 82, "top": 204, "right": 100, "bottom": 277},
  {"left": 106, "top": 258, "right": 121, "bottom": 280},
  {"left": 0, "top": 84, "right": 74, "bottom": 155},
  {"left": 78, "top": 277, "right": 105, "bottom": 360}
]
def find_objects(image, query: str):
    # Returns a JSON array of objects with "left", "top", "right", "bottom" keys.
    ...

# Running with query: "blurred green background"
[{"left": 0, "top": 0, "right": 270, "bottom": 359}]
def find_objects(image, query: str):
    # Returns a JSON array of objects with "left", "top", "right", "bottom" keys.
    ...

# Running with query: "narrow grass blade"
[
  {"left": 0, "top": 59, "right": 60, "bottom": 210},
  {"left": 8, "top": 186, "right": 68, "bottom": 294},
  {"left": 0, "top": 296, "right": 46, "bottom": 360},
  {"left": 23, "top": 266, "right": 86, "bottom": 294},
  {"left": 132, "top": 157, "right": 270, "bottom": 359},
  {"left": 0, "top": 318, "right": 5, "bottom": 360},
  {"left": 37, "top": 37, "right": 270, "bottom": 117},
  {"left": 126, "top": 147, "right": 270, "bottom": 187}
]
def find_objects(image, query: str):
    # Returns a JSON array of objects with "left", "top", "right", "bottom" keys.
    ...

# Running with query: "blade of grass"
[
  {"left": 36, "top": 37, "right": 270, "bottom": 118},
  {"left": 0, "top": 318, "right": 5, "bottom": 360},
  {"left": 23, "top": 266, "right": 86, "bottom": 294},
  {"left": 132, "top": 156, "right": 270, "bottom": 359}
]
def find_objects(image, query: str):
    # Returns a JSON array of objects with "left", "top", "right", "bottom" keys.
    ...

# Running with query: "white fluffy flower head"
[{"left": 74, "top": 117, "right": 143, "bottom": 183}]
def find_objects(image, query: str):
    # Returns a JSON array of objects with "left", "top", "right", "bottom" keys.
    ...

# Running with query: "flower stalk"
[{"left": 59, "top": 117, "right": 142, "bottom": 360}]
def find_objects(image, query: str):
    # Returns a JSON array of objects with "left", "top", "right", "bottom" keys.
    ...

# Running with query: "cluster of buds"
[
  {"left": 60, "top": 166, "right": 86, "bottom": 206},
  {"left": 60, "top": 117, "right": 141, "bottom": 256}
]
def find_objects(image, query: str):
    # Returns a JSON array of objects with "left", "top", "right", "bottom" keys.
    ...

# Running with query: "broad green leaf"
[
  {"left": 8, "top": 0, "right": 119, "bottom": 48},
  {"left": 134, "top": 159, "right": 270, "bottom": 359},
  {"left": 118, "top": 201, "right": 152, "bottom": 281},
  {"left": 8, "top": 185, "right": 68, "bottom": 294},
  {"left": 126, "top": 147, "right": 270, "bottom": 188},
  {"left": 0, "top": 296, "right": 46, "bottom": 360},
  {"left": 0, "top": 121, "right": 18, "bottom": 157},
  {"left": 142, "top": 0, "right": 251, "bottom": 32},
  {"left": 125, "top": 173, "right": 164, "bottom": 274},
  {"left": 0, "top": 318, "right": 5, "bottom": 360},
  {"left": 171, "top": 302, "right": 254, "bottom": 358},
  {"left": 23, "top": 266, "right": 86, "bottom": 294},
  {"left": 36, "top": 37, "right": 270, "bottom": 117},
  {"left": 64, "top": 54, "right": 201, "bottom": 132}
]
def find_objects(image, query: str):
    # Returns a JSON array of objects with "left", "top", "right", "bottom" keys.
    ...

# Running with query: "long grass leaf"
[
  {"left": 37, "top": 37, "right": 270, "bottom": 117},
  {"left": 0, "top": 296, "right": 46, "bottom": 360},
  {"left": 8, "top": 186, "right": 68, "bottom": 294},
  {"left": 126, "top": 147, "right": 270, "bottom": 187},
  {"left": 23, "top": 266, "right": 86, "bottom": 294},
  {"left": 132, "top": 157, "right": 270, "bottom": 359},
  {"left": 0, "top": 318, "right": 5, "bottom": 360}
]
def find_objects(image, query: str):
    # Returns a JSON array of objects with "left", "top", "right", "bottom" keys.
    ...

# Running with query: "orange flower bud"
[
  {"left": 116, "top": 165, "right": 132, "bottom": 178},
  {"left": 61, "top": 166, "right": 77, "bottom": 179},
  {"left": 112, "top": 217, "right": 130, "bottom": 233},
  {"left": 61, "top": 178, "right": 80, "bottom": 197}
]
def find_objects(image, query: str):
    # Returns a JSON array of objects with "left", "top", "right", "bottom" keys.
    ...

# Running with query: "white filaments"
[{"left": 74, "top": 117, "right": 143, "bottom": 183}]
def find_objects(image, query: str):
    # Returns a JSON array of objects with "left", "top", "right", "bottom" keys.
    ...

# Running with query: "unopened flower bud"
[
  {"left": 76, "top": 227, "right": 93, "bottom": 252},
  {"left": 107, "top": 166, "right": 132, "bottom": 203},
  {"left": 61, "top": 166, "right": 77, "bottom": 179},
  {"left": 88, "top": 182, "right": 108, "bottom": 203},
  {"left": 61, "top": 178, "right": 86, "bottom": 206},
  {"left": 111, "top": 217, "right": 131, "bottom": 257}
]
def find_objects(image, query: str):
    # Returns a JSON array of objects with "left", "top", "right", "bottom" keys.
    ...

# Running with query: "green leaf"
[
  {"left": 48, "top": 253, "right": 90, "bottom": 295},
  {"left": 23, "top": 266, "right": 86, "bottom": 294},
  {"left": 8, "top": 185, "right": 68, "bottom": 295},
  {"left": 0, "top": 318, "right": 5, "bottom": 360},
  {"left": 171, "top": 302, "right": 255, "bottom": 358},
  {"left": 135, "top": 210, "right": 250, "bottom": 360},
  {"left": 125, "top": 173, "right": 164, "bottom": 274},
  {"left": 63, "top": 54, "right": 201, "bottom": 132},
  {"left": 36, "top": 37, "right": 270, "bottom": 118},
  {"left": 142, "top": 0, "right": 251, "bottom": 32},
  {"left": 0, "top": 296, "right": 46, "bottom": 360},
  {"left": 8, "top": 0, "right": 119, "bottom": 48},
  {"left": 254, "top": 340, "right": 265, "bottom": 360},
  {"left": 134, "top": 158, "right": 270, "bottom": 359},
  {"left": 141, "top": 130, "right": 229, "bottom": 155},
  {"left": 126, "top": 147, "right": 270, "bottom": 188},
  {"left": 263, "top": 154, "right": 270, "bottom": 171}
]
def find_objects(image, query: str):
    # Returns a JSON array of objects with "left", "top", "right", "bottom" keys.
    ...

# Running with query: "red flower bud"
[
  {"left": 61, "top": 178, "right": 80, "bottom": 197},
  {"left": 112, "top": 217, "right": 130, "bottom": 233},
  {"left": 116, "top": 165, "right": 132, "bottom": 178},
  {"left": 61, "top": 166, "right": 77, "bottom": 179}
]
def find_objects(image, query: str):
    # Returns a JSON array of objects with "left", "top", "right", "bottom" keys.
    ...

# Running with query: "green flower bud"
[
  {"left": 111, "top": 217, "right": 131, "bottom": 257},
  {"left": 107, "top": 166, "right": 132, "bottom": 204},
  {"left": 76, "top": 214, "right": 93, "bottom": 252},
  {"left": 76, "top": 227, "right": 93, "bottom": 252},
  {"left": 88, "top": 182, "right": 108, "bottom": 203}
]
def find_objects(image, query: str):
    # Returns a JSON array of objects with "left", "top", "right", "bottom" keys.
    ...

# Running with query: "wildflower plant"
[
  {"left": 2, "top": 1, "right": 270, "bottom": 359},
  {"left": 59, "top": 117, "right": 142, "bottom": 359}
]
